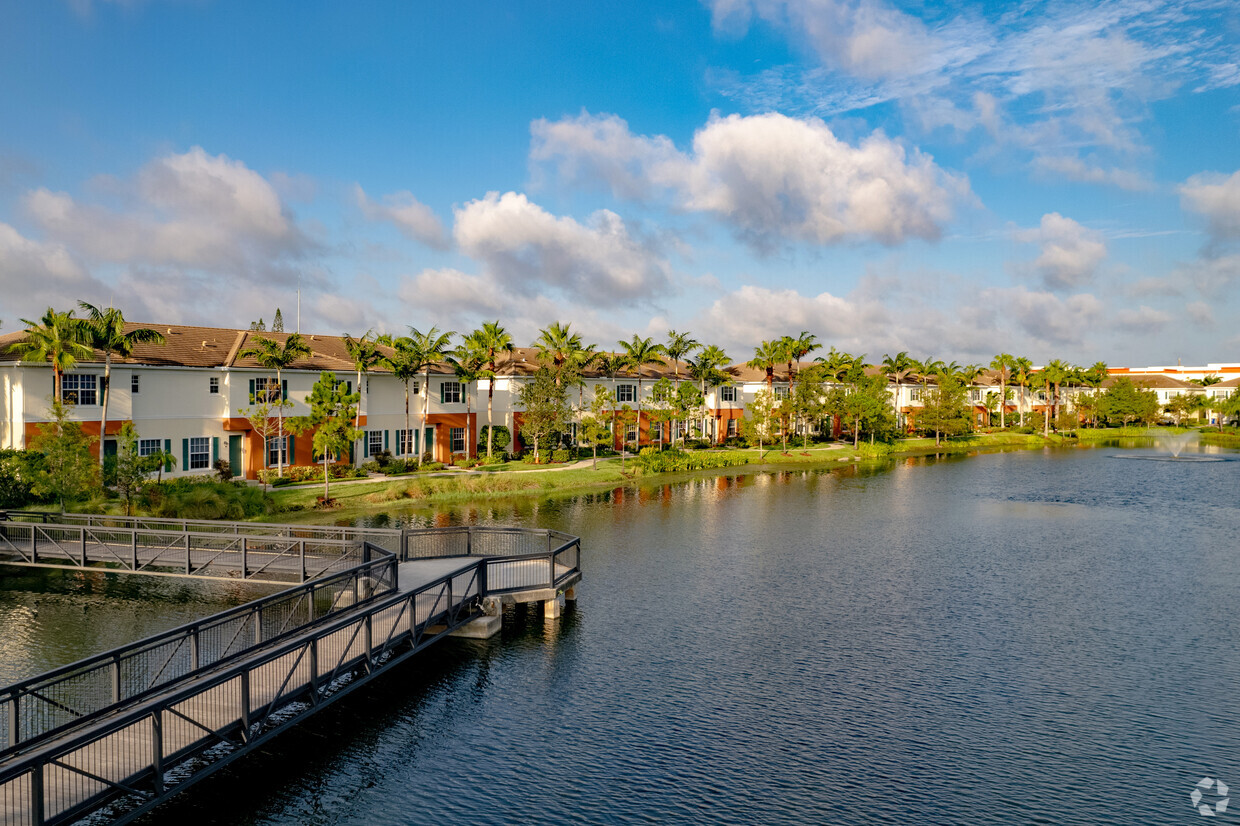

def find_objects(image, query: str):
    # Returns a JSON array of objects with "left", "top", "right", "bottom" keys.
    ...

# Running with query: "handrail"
[{"left": 0, "top": 546, "right": 398, "bottom": 756}]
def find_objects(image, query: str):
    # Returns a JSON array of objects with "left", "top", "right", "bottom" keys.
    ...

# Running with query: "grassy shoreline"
[{"left": 262, "top": 427, "right": 1204, "bottom": 524}]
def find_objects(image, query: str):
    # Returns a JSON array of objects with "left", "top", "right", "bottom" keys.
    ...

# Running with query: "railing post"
[
  {"left": 241, "top": 536, "right": 248, "bottom": 579},
  {"left": 308, "top": 638, "right": 319, "bottom": 701},
  {"left": 151, "top": 711, "right": 164, "bottom": 795},
  {"left": 185, "top": 533, "right": 192, "bottom": 575},
  {"left": 254, "top": 605, "right": 263, "bottom": 646},
  {"left": 190, "top": 627, "right": 200, "bottom": 670},
  {"left": 80, "top": 528, "right": 87, "bottom": 567},
  {"left": 466, "top": 528, "right": 473, "bottom": 556},
  {"left": 300, "top": 540, "right": 307, "bottom": 582},
  {"left": 111, "top": 655, "right": 121, "bottom": 704},
  {"left": 400, "top": 527, "right": 409, "bottom": 562},
  {"left": 546, "top": 529, "right": 552, "bottom": 554},
  {"left": 477, "top": 558, "right": 488, "bottom": 598},
  {"left": 8, "top": 694, "right": 19, "bottom": 748},
  {"left": 30, "top": 762, "right": 44, "bottom": 826},
  {"left": 130, "top": 529, "right": 138, "bottom": 570},
  {"left": 239, "top": 669, "right": 251, "bottom": 741},
  {"left": 30, "top": 525, "right": 37, "bottom": 563},
  {"left": 363, "top": 613, "right": 373, "bottom": 672}
]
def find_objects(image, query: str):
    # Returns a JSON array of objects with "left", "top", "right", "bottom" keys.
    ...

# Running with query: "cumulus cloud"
[
  {"left": 1179, "top": 170, "right": 1240, "bottom": 242},
  {"left": 23, "top": 146, "right": 309, "bottom": 281},
  {"left": 1173, "top": 252, "right": 1240, "bottom": 297},
  {"left": 697, "top": 284, "right": 892, "bottom": 356},
  {"left": 452, "top": 191, "right": 673, "bottom": 303},
  {"left": 982, "top": 286, "right": 1103, "bottom": 349},
  {"left": 1014, "top": 213, "right": 1107, "bottom": 291},
  {"left": 0, "top": 222, "right": 113, "bottom": 322},
  {"left": 532, "top": 111, "right": 970, "bottom": 248},
  {"left": 1033, "top": 156, "right": 1153, "bottom": 192},
  {"left": 1113, "top": 305, "right": 1172, "bottom": 332},
  {"left": 354, "top": 184, "right": 449, "bottom": 250},
  {"left": 1185, "top": 301, "right": 1214, "bottom": 326}
]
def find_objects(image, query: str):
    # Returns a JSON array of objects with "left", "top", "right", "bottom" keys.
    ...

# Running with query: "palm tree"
[
  {"left": 471, "top": 320, "right": 514, "bottom": 458},
  {"left": 989, "top": 354, "right": 1014, "bottom": 429},
  {"left": 378, "top": 335, "right": 420, "bottom": 457},
  {"left": 1043, "top": 359, "right": 1074, "bottom": 434},
  {"left": 449, "top": 337, "right": 487, "bottom": 459},
  {"left": 689, "top": 344, "right": 730, "bottom": 441},
  {"left": 596, "top": 352, "right": 627, "bottom": 455},
  {"left": 237, "top": 333, "right": 312, "bottom": 477},
  {"left": 78, "top": 303, "right": 167, "bottom": 469},
  {"left": 784, "top": 331, "right": 820, "bottom": 390},
  {"left": 664, "top": 330, "right": 700, "bottom": 385},
  {"left": 882, "top": 352, "right": 917, "bottom": 430},
  {"left": 1080, "top": 361, "right": 1108, "bottom": 427},
  {"left": 617, "top": 334, "right": 666, "bottom": 450},
  {"left": 343, "top": 332, "right": 383, "bottom": 465},
  {"left": 534, "top": 321, "right": 582, "bottom": 387},
  {"left": 8, "top": 308, "right": 93, "bottom": 400},
  {"left": 567, "top": 342, "right": 598, "bottom": 447},
  {"left": 409, "top": 326, "right": 456, "bottom": 467},
  {"left": 747, "top": 339, "right": 782, "bottom": 390},
  {"left": 1011, "top": 357, "right": 1034, "bottom": 426}
]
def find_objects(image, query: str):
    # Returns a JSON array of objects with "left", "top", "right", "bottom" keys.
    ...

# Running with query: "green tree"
[
  {"left": 237, "top": 333, "right": 312, "bottom": 477},
  {"left": 617, "top": 334, "right": 667, "bottom": 446},
  {"left": 449, "top": 337, "right": 488, "bottom": 458},
  {"left": 827, "top": 373, "right": 894, "bottom": 447},
  {"left": 378, "top": 335, "right": 420, "bottom": 458},
  {"left": 1213, "top": 390, "right": 1240, "bottom": 430},
  {"left": 581, "top": 385, "right": 616, "bottom": 469},
  {"left": 272, "top": 308, "right": 284, "bottom": 333},
  {"left": 471, "top": 321, "right": 515, "bottom": 458},
  {"left": 78, "top": 303, "right": 166, "bottom": 469},
  {"left": 516, "top": 368, "right": 571, "bottom": 463},
  {"left": 882, "top": 351, "right": 918, "bottom": 430},
  {"left": 112, "top": 422, "right": 152, "bottom": 516},
  {"left": 1041, "top": 359, "right": 1074, "bottom": 436},
  {"left": 674, "top": 381, "right": 705, "bottom": 443},
  {"left": 400, "top": 326, "right": 455, "bottom": 466},
  {"left": 742, "top": 388, "right": 779, "bottom": 458},
  {"left": 534, "top": 321, "right": 583, "bottom": 387},
  {"left": 747, "top": 339, "right": 782, "bottom": 390},
  {"left": 8, "top": 307, "right": 93, "bottom": 400},
  {"left": 1010, "top": 356, "right": 1034, "bottom": 426},
  {"left": 238, "top": 394, "right": 292, "bottom": 489},
  {"left": 290, "top": 372, "right": 361, "bottom": 503},
  {"left": 688, "top": 344, "right": 730, "bottom": 441},
  {"left": 916, "top": 374, "right": 970, "bottom": 445},
  {"left": 649, "top": 378, "right": 677, "bottom": 449},
  {"left": 1098, "top": 378, "right": 1160, "bottom": 426},
  {"left": 788, "top": 363, "right": 827, "bottom": 447},
  {"left": 31, "top": 399, "right": 100, "bottom": 511},
  {"left": 988, "top": 354, "right": 1014, "bottom": 428},
  {"left": 343, "top": 332, "right": 383, "bottom": 465}
]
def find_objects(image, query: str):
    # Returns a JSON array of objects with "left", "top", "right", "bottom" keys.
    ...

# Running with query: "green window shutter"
[
  {"left": 181, "top": 439, "right": 189, "bottom": 471},
  {"left": 164, "top": 439, "right": 172, "bottom": 473},
  {"left": 363, "top": 433, "right": 370, "bottom": 458},
  {"left": 248, "top": 379, "right": 255, "bottom": 402},
  {"left": 348, "top": 442, "right": 354, "bottom": 463},
  {"left": 439, "top": 383, "right": 446, "bottom": 404},
  {"left": 212, "top": 437, "right": 219, "bottom": 465},
  {"left": 384, "top": 430, "right": 389, "bottom": 450},
  {"left": 282, "top": 380, "right": 288, "bottom": 401},
  {"left": 288, "top": 435, "right": 295, "bottom": 464},
  {"left": 347, "top": 381, "right": 352, "bottom": 394}
]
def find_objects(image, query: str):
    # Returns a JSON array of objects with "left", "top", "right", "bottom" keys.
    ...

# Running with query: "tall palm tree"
[
  {"left": 1080, "top": 361, "right": 1108, "bottom": 427},
  {"left": 747, "top": 339, "right": 782, "bottom": 390},
  {"left": 8, "top": 308, "right": 93, "bottom": 400},
  {"left": 409, "top": 326, "right": 456, "bottom": 467},
  {"left": 237, "top": 333, "right": 312, "bottom": 477},
  {"left": 664, "top": 330, "right": 700, "bottom": 386},
  {"left": 596, "top": 352, "right": 627, "bottom": 453},
  {"left": 1043, "top": 359, "right": 1074, "bottom": 435},
  {"left": 568, "top": 342, "right": 598, "bottom": 446},
  {"left": 784, "top": 331, "right": 820, "bottom": 392},
  {"left": 989, "top": 354, "right": 1014, "bottom": 429},
  {"left": 882, "top": 351, "right": 917, "bottom": 429},
  {"left": 78, "top": 303, "right": 167, "bottom": 469},
  {"left": 378, "top": 335, "right": 420, "bottom": 457},
  {"left": 617, "top": 334, "right": 666, "bottom": 450},
  {"left": 471, "top": 320, "right": 514, "bottom": 458},
  {"left": 1011, "top": 356, "right": 1034, "bottom": 427},
  {"left": 689, "top": 344, "right": 730, "bottom": 441},
  {"left": 449, "top": 337, "right": 487, "bottom": 459},
  {"left": 343, "top": 332, "right": 383, "bottom": 465},
  {"left": 533, "top": 321, "right": 582, "bottom": 387}
]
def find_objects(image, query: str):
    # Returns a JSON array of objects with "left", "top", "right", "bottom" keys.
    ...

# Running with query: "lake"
[{"left": 5, "top": 442, "right": 1239, "bottom": 824}]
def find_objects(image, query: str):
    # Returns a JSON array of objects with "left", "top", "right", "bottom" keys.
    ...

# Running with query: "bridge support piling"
[
  {"left": 544, "top": 593, "right": 565, "bottom": 620},
  {"left": 449, "top": 596, "right": 502, "bottom": 639}
]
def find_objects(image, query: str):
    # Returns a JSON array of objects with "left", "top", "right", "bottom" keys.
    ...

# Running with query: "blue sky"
[{"left": 1, "top": 0, "right": 1238, "bottom": 366}]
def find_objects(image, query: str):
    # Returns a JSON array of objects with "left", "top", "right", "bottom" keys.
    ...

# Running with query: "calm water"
[{"left": 6, "top": 443, "right": 1240, "bottom": 824}]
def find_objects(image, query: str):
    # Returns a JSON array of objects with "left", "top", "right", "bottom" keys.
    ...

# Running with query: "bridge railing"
[
  {"left": 0, "top": 547, "right": 398, "bottom": 757},
  {"left": 0, "top": 511, "right": 402, "bottom": 552},
  {"left": 0, "top": 556, "right": 481, "bottom": 826},
  {"left": 402, "top": 526, "right": 579, "bottom": 560},
  {"left": 0, "top": 522, "right": 368, "bottom": 583}
]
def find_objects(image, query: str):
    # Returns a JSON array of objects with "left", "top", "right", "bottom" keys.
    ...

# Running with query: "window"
[
  {"left": 910, "top": 388, "right": 922, "bottom": 402},
  {"left": 397, "top": 429, "right": 415, "bottom": 456},
  {"left": 969, "top": 389, "right": 982, "bottom": 403},
  {"left": 209, "top": 377, "right": 220, "bottom": 394},
  {"left": 411, "top": 381, "right": 420, "bottom": 395},
  {"left": 131, "top": 374, "right": 140, "bottom": 394},
  {"left": 189, "top": 437, "right": 210, "bottom": 470},
  {"left": 720, "top": 385, "right": 737, "bottom": 403},
  {"left": 256, "top": 377, "right": 281, "bottom": 402},
  {"left": 266, "top": 436, "right": 288, "bottom": 467},
  {"left": 450, "top": 427, "right": 465, "bottom": 453},
  {"left": 651, "top": 422, "right": 663, "bottom": 442},
  {"left": 774, "top": 386, "right": 789, "bottom": 400},
  {"left": 625, "top": 423, "right": 637, "bottom": 443},
  {"left": 616, "top": 384, "right": 636, "bottom": 403},
  {"left": 138, "top": 439, "right": 161, "bottom": 457},
  {"left": 368, "top": 431, "right": 384, "bottom": 456},
  {"left": 61, "top": 374, "right": 97, "bottom": 406},
  {"left": 441, "top": 381, "right": 462, "bottom": 404},
  {"left": 726, "top": 418, "right": 738, "bottom": 437}
]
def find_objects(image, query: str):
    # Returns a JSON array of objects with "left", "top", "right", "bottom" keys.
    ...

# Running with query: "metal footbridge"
[{"left": 0, "top": 512, "right": 582, "bottom": 825}]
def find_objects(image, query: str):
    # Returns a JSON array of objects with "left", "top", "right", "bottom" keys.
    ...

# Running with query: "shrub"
[
  {"left": 360, "top": 460, "right": 381, "bottom": 474},
  {"left": 0, "top": 449, "right": 43, "bottom": 508},
  {"left": 456, "top": 457, "right": 482, "bottom": 469},
  {"left": 477, "top": 425, "right": 512, "bottom": 453},
  {"left": 478, "top": 452, "right": 509, "bottom": 466},
  {"left": 550, "top": 449, "right": 574, "bottom": 464},
  {"left": 686, "top": 440, "right": 712, "bottom": 450},
  {"left": 142, "top": 478, "right": 272, "bottom": 519},
  {"left": 213, "top": 459, "right": 232, "bottom": 481}
]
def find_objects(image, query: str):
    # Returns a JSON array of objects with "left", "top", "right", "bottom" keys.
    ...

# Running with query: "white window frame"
[
  {"left": 616, "top": 384, "right": 636, "bottom": 403},
  {"left": 625, "top": 422, "right": 637, "bottom": 442},
  {"left": 442, "top": 382, "right": 462, "bottom": 404},
  {"left": 131, "top": 374, "right": 140, "bottom": 394},
  {"left": 397, "top": 429, "right": 415, "bottom": 456},
  {"left": 726, "top": 418, "right": 738, "bottom": 437},
  {"left": 188, "top": 437, "right": 210, "bottom": 470},
  {"left": 368, "top": 431, "right": 384, "bottom": 456},
  {"left": 256, "top": 377, "right": 281, "bottom": 403},
  {"left": 774, "top": 386, "right": 789, "bottom": 400},
  {"left": 138, "top": 438, "right": 161, "bottom": 457},
  {"left": 61, "top": 373, "right": 98, "bottom": 406},
  {"left": 266, "top": 436, "right": 288, "bottom": 467},
  {"left": 651, "top": 422, "right": 663, "bottom": 441},
  {"left": 209, "top": 377, "right": 220, "bottom": 394},
  {"left": 720, "top": 385, "right": 736, "bottom": 403},
  {"left": 450, "top": 427, "right": 466, "bottom": 453}
]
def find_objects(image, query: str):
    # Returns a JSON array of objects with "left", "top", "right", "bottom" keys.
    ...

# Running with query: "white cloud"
[
  {"left": 1033, "top": 156, "right": 1153, "bottom": 192},
  {"left": 532, "top": 111, "right": 970, "bottom": 248},
  {"left": 1185, "top": 301, "right": 1214, "bottom": 326},
  {"left": 452, "top": 191, "right": 673, "bottom": 303},
  {"left": 1113, "top": 305, "right": 1172, "bottom": 332},
  {"left": 1180, "top": 170, "right": 1240, "bottom": 242},
  {"left": 1174, "top": 252, "right": 1240, "bottom": 297},
  {"left": 354, "top": 184, "right": 449, "bottom": 250},
  {"left": 0, "top": 222, "right": 113, "bottom": 325},
  {"left": 23, "top": 146, "right": 308, "bottom": 280},
  {"left": 982, "top": 286, "right": 1104, "bottom": 350},
  {"left": 1014, "top": 213, "right": 1107, "bottom": 291}
]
